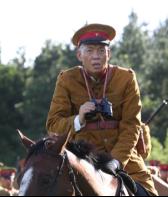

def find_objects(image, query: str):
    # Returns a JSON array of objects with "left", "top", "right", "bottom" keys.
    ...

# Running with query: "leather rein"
[{"left": 49, "top": 150, "right": 129, "bottom": 196}]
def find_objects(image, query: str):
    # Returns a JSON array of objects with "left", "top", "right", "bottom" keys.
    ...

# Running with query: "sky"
[{"left": 0, "top": 0, "right": 168, "bottom": 65}]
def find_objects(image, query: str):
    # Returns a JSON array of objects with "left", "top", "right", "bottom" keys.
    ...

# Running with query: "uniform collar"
[{"left": 84, "top": 67, "right": 108, "bottom": 84}]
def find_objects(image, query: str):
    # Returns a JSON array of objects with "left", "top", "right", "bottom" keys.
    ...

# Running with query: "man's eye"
[{"left": 100, "top": 49, "right": 105, "bottom": 53}]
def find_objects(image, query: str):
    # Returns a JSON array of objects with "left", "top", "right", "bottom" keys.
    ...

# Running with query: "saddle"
[
  {"left": 67, "top": 140, "right": 137, "bottom": 195},
  {"left": 100, "top": 160, "right": 137, "bottom": 195}
]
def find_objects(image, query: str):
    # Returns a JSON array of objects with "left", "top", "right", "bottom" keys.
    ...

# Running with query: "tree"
[
  {"left": 22, "top": 41, "right": 79, "bottom": 140},
  {"left": 111, "top": 11, "right": 149, "bottom": 80},
  {"left": 0, "top": 64, "right": 25, "bottom": 165},
  {"left": 143, "top": 19, "right": 168, "bottom": 142},
  {"left": 149, "top": 137, "right": 165, "bottom": 162},
  {"left": 10, "top": 47, "right": 26, "bottom": 69},
  {"left": 0, "top": 46, "right": 2, "bottom": 64},
  {"left": 148, "top": 133, "right": 168, "bottom": 164},
  {"left": 111, "top": 12, "right": 168, "bottom": 143}
]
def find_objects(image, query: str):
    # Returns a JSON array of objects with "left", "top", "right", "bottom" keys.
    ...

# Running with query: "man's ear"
[
  {"left": 76, "top": 47, "right": 82, "bottom": 62},
  {"left": 108, "top": 48, "right": 112, "bottom": 60}
]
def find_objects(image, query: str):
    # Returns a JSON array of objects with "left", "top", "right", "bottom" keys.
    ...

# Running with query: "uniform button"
[{"left": 104, "top": 139, "right": 108, "bottom": 143}]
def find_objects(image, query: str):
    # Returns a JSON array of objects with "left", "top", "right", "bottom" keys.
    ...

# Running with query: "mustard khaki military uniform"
[{"left": 46, "top": 65, "right": 157, "bottom": 195}]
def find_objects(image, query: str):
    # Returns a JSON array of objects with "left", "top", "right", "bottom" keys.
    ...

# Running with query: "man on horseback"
[{"left": 46, "top": 23, "right": 158, "bottom": 196}]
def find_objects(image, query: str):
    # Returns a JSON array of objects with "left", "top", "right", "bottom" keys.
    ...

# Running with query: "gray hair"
[{"left": 78, "top": 44, "right": 110, "bottom": 53}]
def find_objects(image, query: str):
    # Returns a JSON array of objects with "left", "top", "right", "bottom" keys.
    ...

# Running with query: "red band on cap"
[{"left": 79, "top": 31, "right": 109, "bottom": 42}]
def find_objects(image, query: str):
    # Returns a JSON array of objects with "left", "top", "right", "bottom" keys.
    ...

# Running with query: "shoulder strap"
[
  {"left": 103, "top": 65, "right": 117, "bottom": 97},
  {"left": 79, "top": 67, "right": 93, "bottom": 100},
  {"left": 108, "top": 65, "right": 117, "bottom": 83}
]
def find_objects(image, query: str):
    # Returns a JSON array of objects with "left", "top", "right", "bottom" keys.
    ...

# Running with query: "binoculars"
[{"left": 85, "top": 97, "right": 113, "bottom": 120}]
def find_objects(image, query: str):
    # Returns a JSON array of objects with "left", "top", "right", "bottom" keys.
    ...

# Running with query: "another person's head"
[
  {"left": 72, "top": 23, "right": 116, "bottom": 77},
  {"left": 0, "top": 169, "right": 16, "bottom": 190},
  {"left": 159, "top": 164, "right": 168, "bottom": 183},
  {"left": 0, "top": 177, "right": 11, "bottom": 190}
]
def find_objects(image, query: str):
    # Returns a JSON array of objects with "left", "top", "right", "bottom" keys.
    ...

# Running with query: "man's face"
[
  {"left": 77, "top": 44, "right": 111, "bottom": 75},
  {"left": 0, "top": 177, "right": 11, "bottom": 189}
]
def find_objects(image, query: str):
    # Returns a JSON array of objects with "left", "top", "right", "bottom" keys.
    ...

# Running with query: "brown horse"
[{"left": 17, "top": 130, "right": 137, "bottom": 196}]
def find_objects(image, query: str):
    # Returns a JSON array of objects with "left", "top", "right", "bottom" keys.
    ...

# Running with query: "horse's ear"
[{"left": 17, "top": 129, "right": 35, "bottom": 150}]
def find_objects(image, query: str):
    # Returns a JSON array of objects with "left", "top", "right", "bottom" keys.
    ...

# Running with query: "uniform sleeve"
[
  {"left": 111, "top": 70, "right": 142, "bottom": 168},
  {"left": 46, "top": 72, "right": 76, "bottom": 135}
]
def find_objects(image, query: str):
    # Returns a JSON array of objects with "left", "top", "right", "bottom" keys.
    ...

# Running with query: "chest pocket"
[{"left": 71, "top": 95, "right": 89, "bottom": 113}]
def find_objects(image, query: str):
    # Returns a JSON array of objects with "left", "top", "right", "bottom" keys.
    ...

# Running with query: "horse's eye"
[{"left": 39, "top": 175, "right": 54, "bottom": 187}]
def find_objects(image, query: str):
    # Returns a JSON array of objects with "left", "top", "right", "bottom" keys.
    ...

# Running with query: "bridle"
[
  {"left": 51, "top": 151, "right": 129, "bottom": 196},
  {"left": 19, "top": 139, "right": 132, "bottom": 196},
  {"left": 36, "top": 140, "right": 83, "bottom": 196},
  {"left": 18, "top": 141, "right": 83, "bottom": 196},
  {"left": 54, "top": 151, "right": 83, "bottom": 196}
]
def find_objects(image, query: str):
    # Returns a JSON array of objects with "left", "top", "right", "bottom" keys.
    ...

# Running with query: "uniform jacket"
[{"left": 46, "top": 65, "right": 157, "bottom": 195}]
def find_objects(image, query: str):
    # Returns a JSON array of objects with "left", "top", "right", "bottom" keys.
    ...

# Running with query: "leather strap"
[
  {"left": 82, "top": 120, "right": 119, "bottom": 130},
  {"left": 80, "top": 65, "right": 117, "bottom": 100}
]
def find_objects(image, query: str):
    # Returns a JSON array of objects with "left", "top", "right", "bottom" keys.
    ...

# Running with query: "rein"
[
  {"left": 63, "top": 152, "right": 83, "bottom": 196},
  {"left": 54, "top": 151, "right": 83, "bottom": 196},
  {"left": 20, "top": 138, "right": 133, "bottom": 196},
  {"left": 35, "top": 144, "right": 83, "bottom": 196},
  {"left": 54, "top": 151, "right": 129, "bottom": 196},
  {"left": 19, "top": 140, "right": 83, "bottom": 196}
]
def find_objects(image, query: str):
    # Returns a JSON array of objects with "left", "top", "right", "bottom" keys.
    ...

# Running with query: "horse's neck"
[{"left": 65, "top": 149, "right": 118, "bottom": 196}]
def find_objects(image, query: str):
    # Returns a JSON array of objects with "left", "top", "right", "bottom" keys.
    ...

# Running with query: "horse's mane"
[
  {"left": 67, "top": 141, "right": 137, "bottom": 195},
  {"left": 67, "top": 140, "right": 114, "bottom": 171},
  {"left": 24, "top": 137, "right": 137, "bottom": 195},
  {"left": 26, "top": 138, "right": 47, "bottom": 162},
  {"left": 25, "top": 137, "right": 113, "bottom": 171},
  {"left": 25, "top": 137, "right": 136, "bottom": 193}
]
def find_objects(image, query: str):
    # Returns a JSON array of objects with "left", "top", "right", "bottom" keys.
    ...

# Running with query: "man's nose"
[{"left": 92, "top": 50, "right": 100, "bottom": 58}]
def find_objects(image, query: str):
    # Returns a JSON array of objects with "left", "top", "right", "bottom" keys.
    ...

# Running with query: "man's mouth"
[{"left": 92, "top": 63, "right": 101, "bottom": 69}]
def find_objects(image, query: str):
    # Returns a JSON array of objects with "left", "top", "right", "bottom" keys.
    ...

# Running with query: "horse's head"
[
  {"left": 17, "top": 130, "right": 137, "bottom": 196},
  {"left": 17, "top": 130, "right": 75, "bottom": 196}
]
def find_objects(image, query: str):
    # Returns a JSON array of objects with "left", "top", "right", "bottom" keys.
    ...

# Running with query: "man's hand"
[{"left": 79, "top": 102, "right": 95, "bottom": 125}]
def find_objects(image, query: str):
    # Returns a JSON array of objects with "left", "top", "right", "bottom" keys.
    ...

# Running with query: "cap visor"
[{"left": 80, "top": 39, "right": 110, "bottom": 46}]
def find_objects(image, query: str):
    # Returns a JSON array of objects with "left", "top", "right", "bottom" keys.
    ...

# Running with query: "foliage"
[
  {"left": 110, "top": 12, "right": 149, "bottom": 84},
  {"left": 21, "top": 41, "right": 79, "bottom": 140},
  {"left": 0, "top": 64, "right": 25, "bottom": 164},
  {"left": 149, "top": 137, "right": 165, "bottom": 162},
  {"left": 143, "top": 19, "right": 168, "bottom": 142},
  {"left": 149, "top": 134, "right": 168, "bottom": 163},
  {"left": 111, "top": 12, "right": 168, "bottom": 143}
]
